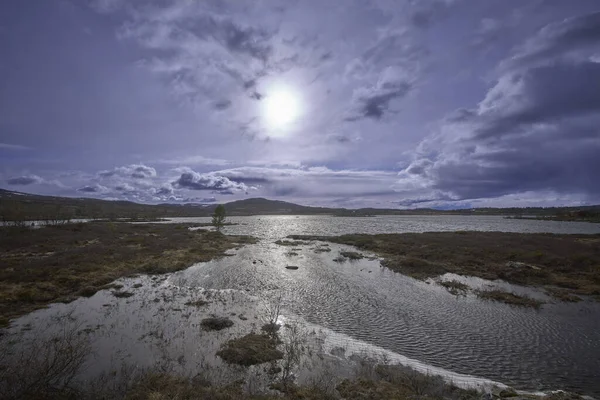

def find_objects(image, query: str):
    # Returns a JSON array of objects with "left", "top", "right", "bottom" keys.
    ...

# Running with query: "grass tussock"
[
  {"left": 112, "top": 291, "right": 135, "bottom": 298},
  {"left": 200, "top": 317, "right": 234, "bottom": 331},
  {"left": 274, "top": 240, "right": 309, "bottom": 246},
  {"left": 439, "top": 280, "right": 469, "bottom": 295},
  {"left": 289, "top": 232, "right": 600, "bottom": 301},
  {"left": 545, "top": 288, "right": 582, "bottom": 302},
  {"left": 0, "top": 222, "right": 256, "bottom": 327},
  {"left": 184, "top": 299, "right": 210, "bottom": 307},
  {"left": 217, "top": 333, "right": 283, "bottom": 366},
  {"left": 476, "top": 290, "right": 544, "bottom": 309},
  {"left": 339, "top": 251, "right": 364, "bottom": 260}
]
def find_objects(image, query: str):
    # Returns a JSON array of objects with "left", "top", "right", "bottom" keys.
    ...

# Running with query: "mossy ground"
[
  {"left": 0, "top": 222, "right": 256, "bottom": 327},
  {"left": 289, "top": 232, "right": 600, "bottom": 302},
  {"left": 217, "top": 333, "right": 283, "bottom": 366}
]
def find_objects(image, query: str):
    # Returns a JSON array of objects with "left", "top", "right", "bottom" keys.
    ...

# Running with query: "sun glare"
[{"left": 263, "top": 86, "right": 301, "bottom": 134}]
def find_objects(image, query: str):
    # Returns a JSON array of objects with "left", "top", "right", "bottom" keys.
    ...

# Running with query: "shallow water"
[
  {"left": 6, "top": 215, "right": 600, "bottom": 396},
  {"left": 164, "top": 214, "right": 600, "bottom": 237}
]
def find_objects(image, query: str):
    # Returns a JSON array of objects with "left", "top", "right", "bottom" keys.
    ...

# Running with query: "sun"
[{"left": 263, "top": 86, "right": 301, "bottom": 133}]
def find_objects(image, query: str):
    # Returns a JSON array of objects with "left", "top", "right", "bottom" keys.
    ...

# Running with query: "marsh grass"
[
  {"left": 274, "top": 240, "right": 309, "bottom": 246},
  {"left": 439, "top": 280, "right": 469, "bottom": 296},
  {"left": 0, "top": 222, "right": 256, "bottom": 327},
  {"left": 201, "top": 317, "right": 234, "bottom": 331},
  {"left": 217, "top": 333, "right": 283, "bottom": 366},
  {"left": 339, "top": 251, "right": 364, "bottom": 260},
  {"left": 476, "top": 290, "right": 544, "bottom": 309},
  {"left": 289, "top": 232, "right": 600, "bottom": 300}
]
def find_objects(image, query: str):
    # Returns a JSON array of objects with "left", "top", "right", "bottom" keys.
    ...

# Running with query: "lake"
[{"left": 7, "top": 215, "right": 600, "bottom": 396}]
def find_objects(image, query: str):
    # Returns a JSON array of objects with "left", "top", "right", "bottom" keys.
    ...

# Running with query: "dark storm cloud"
[
  {"left": 474, "top": 61, "right": 600, "bottom": 139},
  {"left": 77, "top": 185, "right": 105, "bottom": 193},
  {"left": 213, "top": 99, "right": 232, "bottom": 110},
  {"left": 346, "top": 81, "right": 412, "bottom": 121},
  {"left": 506, "top": 11, "right": 600, "bottom": 69},
  {"left": 173, "top": 170, "right": 248, "bottom": 194},
  {"left": 402, "top": 59, "right": 600, "bottom": 201},
  {"left": 6, "top": 175, "right": 42, "bottom": 185}
]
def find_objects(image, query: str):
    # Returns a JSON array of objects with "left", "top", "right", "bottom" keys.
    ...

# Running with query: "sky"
[{"left": 1, "top": 0, "right": 599, "bottom": 209}]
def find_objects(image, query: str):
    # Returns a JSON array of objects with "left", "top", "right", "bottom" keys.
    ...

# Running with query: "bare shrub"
[
  {"left": 262, "top": 291, "right": 283, "bottom": 338},
  {"left": 0, "top": 315, "right": 91, "bottom": 400},
  {"left": 280, "top": 323, "right": 306, "bottom": 388}
]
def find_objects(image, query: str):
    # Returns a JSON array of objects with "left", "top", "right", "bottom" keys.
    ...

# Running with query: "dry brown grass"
[
  {"left": 217, "top": 333, "right": 283, "bottom": 366},
  {"left": 439, "top": 280, "right": 469, "bottom": 295},
  {"left": 475, "top": 290, "right": 544, "bottom": 309},
  {"left": 0, "top": 223, "right": 256, "bottom": 327},
  {"left": 289, "top": 232, "right": 600, "bottom": 300}
]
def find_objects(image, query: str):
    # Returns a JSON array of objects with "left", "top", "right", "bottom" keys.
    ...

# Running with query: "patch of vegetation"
[
  {"left": 275, "top": 240, "right": 309, "bottom": 246},
  {"left": 439, "top": 280, "right": 469, "bottom": 295},
  {"left": 476, "top": 290, "right": 544, "bottom": 309},
  {"left": 285, "top": 251, "right": 299, "bottom": 257},
  {"left": 340, "top": 251, "right": 364, "bottom": 260},
  {"left": 545, "top": 288, "right": 582, "bottom": 303},
  {"left": 112, "top": 291, "right": 134, "bottom": 298},
  {"left": 313, "top": 246, "right": 331, "bottom": 253},
  {"left": 0, "top": 222, "right": 256, "bottom": 325},
  {"left": 200, "top": 317, "right": 234, "bottom": 331},
  {"left": 261, "top": 322, "right": 281, "bottom": 335},
  {"left": 288, "top": 232, "right": 600, "bottom": 301},
  {"left": 216, "top": 333, "right": 283, "bottom": 366},
  {"left": 184, "top": 299, "right": 209, "bottom": 307}
]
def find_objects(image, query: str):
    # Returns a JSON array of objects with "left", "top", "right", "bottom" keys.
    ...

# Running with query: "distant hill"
[
  {"left": 0, "top": 189, "right": 336, "bottom": 220},
  {"left": 1, "top": 188, "right": 599, "bottom": 222}
]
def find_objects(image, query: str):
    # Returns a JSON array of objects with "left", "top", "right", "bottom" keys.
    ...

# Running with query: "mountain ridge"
[{"left": 1, "top": 188, "right": 600, "bottom": 221}]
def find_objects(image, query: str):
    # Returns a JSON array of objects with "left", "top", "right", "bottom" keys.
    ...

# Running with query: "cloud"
[
  {"left": 326, "top": 133, "right": 361, "bottom": 144},
  {"left": 77, "top": 184, "right": 108, "bottom": 193},
  {"left": 88, "top": 0, "right": 123, "bottom": 14},
  {"left": 346, "top": 80, "right": 411, "bottom": 121},
  {"left": 471, "top": 18, "right": 504, "bottom": 48},
  {"left": 409, "top": 0, "right": 457, "bottom": 28},
  {"left": 115, "top": 183, "right": 135, "bottom": 192},
  {"left": 473, "top": 61, "right": 600, "bottom": 139},
  {"left": 344, "top": 29, "right": 423, "bottom": 121},
  {"left": 346, "top": 65, "right": 414, "bottom": 121},
  {"left": 400, "top": 59, "right": 600, "bottom": 201},
  {"left": 7, "top": 175, "right": 43, "bottom": 185},
  {"left": 213, "top": 166, "right": 399, "bottom": 200},
  {"left": 0, "top": 143, "right": 30, "bottom": 151},
  {"left": 173, "top": 169, "right": 249, "bottom": 194},
  {"left": 99, "top": 164, "right": 157, "bottom": 179},
  {"left": 130, "top": 165, "right": 157, "bottom": 179},
  {"left": 155, "top": 187, "right": 173, "bottom": 196},
  {"left": 115, "top": 2, "right": 281, "bottom": 109},
  {"left": 213, "top": 99, "right": 232, "bottom": 110},
  {"left": 504, "top": 11, "right": 600, "bottom": 69},
  {"left": 157, "top": 155, "right": 231, "bottom": 167}
]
